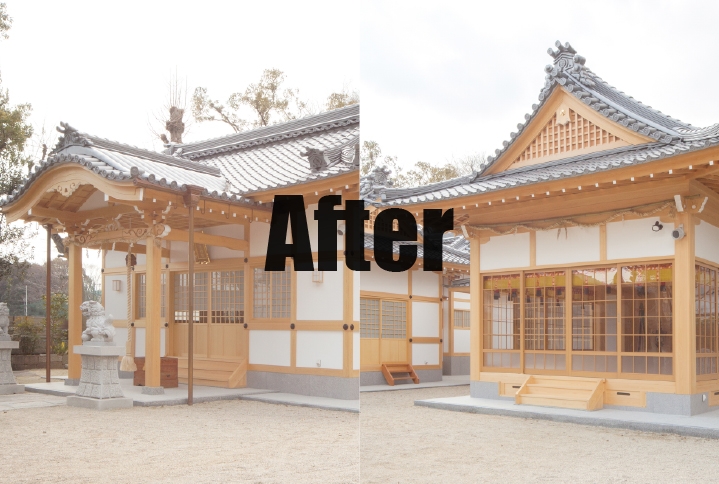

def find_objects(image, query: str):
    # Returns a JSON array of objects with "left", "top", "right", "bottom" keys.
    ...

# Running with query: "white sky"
[
  {"left": 361, "top": 0, "right": 719, "bottom": 168},
  {"left": 0, "top": 0, "right": 359, "bottom": 264}
]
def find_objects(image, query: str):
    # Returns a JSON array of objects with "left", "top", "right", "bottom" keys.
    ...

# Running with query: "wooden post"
[
  {"left": 674, "top": 211, "right": 696, "bottom": 394},
  {"left": 470, "top": 237, "right": 481, "bottom": 381},
  {"left": 67, "top": 243, "right": 83, "bottom": 382},
  {"left": 185, "top": 186, "right": 202, "bottom": 405},
  {"left": 144, "top": 238, "right": 163, "bottom": 390},
  {"left": 45, "top": 225, "right": 52, "bottom": 382}
]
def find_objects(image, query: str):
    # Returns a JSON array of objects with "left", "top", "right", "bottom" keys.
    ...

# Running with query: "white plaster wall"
[
  {"left": 353, "top": 270, "right": 360, "bottom": 321},
  {"left": 412, "top": 301, "right": 439, "bottom": 337},
  {"left": 607, "top": 217, "right": 674, "bottom": 260},
  {"left": 443, "top": 287, "right": 449, "bottom": 353},
  {"left": 134, "top": 328, "right": 145, "bottom": 357},
  {"left": 249, "top": 330, "right": 291, "bottom": 366},
  {"left": 697, "top": 221, "right": 719, "bottom": 265},
  {"left": 454, "top": 292, "right": 470, "bottom": 300},
  {"left": 104, "top": 275, "right": 127, "bottom": 319},
  {"left": 536, "top": 226, "right": 600, "bottom": 266},
  {"left": 454, "top": 329, "right": 470, "bottom": 353},
  {"left": 77, "top": 191, "right": 106, "bottom": 211},
  {"left": 249, "top": 222, "right": 270, "bottom": 257},
  {"left": 203, "top": 224, "right": 245, "bottom": 260},
  {"left": 105, "top": 250, "right": 128, "bottom": 269},
  {"left": 412, "top": 343, "right": 439, "bottom": 366},
  {"left": 296, "top": 261, "right": 343, "bottom": 321},
  {"left": 295, "top": 331, "right": 343, "bottom": 369},
  {"left": 362, "top": 261, "right": 408, "bottom": 294},
  {"left": 454, "top": 301, "right": 470, "bottom": 310},
  {"left": 130, "top": 328, "right": 167, "bottom": 358},
  {"left": 412, "top": 271, "right": 439, "bottom": 297},
  {"left": 353, "top": 332, "right": 360, "bottom": 370},
  {"left": 170, "top": 241, "right": 188, "bottom": 263},
  {"left": 480, "top": 232, "right": 530, "bottom": 271}
]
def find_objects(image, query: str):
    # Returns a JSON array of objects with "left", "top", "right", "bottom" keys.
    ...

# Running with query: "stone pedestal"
[
  {"left": 0, "top": 340, "right": 24, "bottom": 395},
  {"left": 66, "top": 343, "right": 133, "bottom": 410}
]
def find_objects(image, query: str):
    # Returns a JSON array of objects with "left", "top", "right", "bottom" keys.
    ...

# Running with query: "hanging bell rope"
[{"left": 119, "top": 244, "right": 137, "bottom": 372}]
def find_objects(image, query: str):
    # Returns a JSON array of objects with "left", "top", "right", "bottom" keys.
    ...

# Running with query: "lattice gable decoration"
[{"left": 510, "top": 104, "right": 630, "bottom": 168}]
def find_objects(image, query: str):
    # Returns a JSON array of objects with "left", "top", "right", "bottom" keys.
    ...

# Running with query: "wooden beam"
[
  {"left": 101, "top": 242, "right": 170, "bottom": 259},
  {"left": 164, "top": 229, "right": 248, "bottom": 251},
  {"left": 28, "top": 205, "right": 137, "bottom": 225}
]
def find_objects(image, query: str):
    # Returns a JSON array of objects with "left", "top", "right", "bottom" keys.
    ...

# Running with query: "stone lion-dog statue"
[
  {"left": 80, "top": 301, "right": 116, "bottom": 343},
  {"left": 0, "top": 302, "right": 9, "bottom": 340}
]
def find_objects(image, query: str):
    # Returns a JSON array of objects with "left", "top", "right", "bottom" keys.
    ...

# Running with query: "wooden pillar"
[
  {"left": 470, "top": 237, "right": 481, "bottom": 381},
  {"left": 144, "top": 238, "right": 163, "bottom": 389},
  {"left": 67, "top": 243, "right": 83, "bottom": 381},
  {"left": 343, "top": 262, "right": 354, "bottom": 377},
  {"left": 674, "top": 211, "right": 696, "bottom": 394}
]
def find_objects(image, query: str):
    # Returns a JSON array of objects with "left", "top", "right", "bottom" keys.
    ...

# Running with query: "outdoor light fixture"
[
  {"left": 652, "top": 221, "right": 663, "bottom": 232},
  {"left": 112, "top": 280, "right": 122, "bottom": 292},
  {"left": 337, "top": 223, "right": 346, "bottom": 236},
  {"left": 312, "top": 270, "right": 324, "bottom": 283},
  {"left": 672, "top": 224, "right": 686, "bottom": 240}
]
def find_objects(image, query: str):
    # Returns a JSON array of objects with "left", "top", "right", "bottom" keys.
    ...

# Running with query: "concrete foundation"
[
  {"left": 443, "top": 356, "right": 470, "bottom": 376},
  {"left": 67, "top": 395, "right": 133, "bottom": 410},
  {"left": 360, "top": 369, "right": 443, "bottom": 386},
  {"left": 0, "top": 341, "right": 23, "bottom": 394},
  {"left": 246, "top": 371, "right": 358, "bottom": 400},
  {"left": 470, "top": 380, "right": 714, "bottom": 415},
  {"left": 64, "top": 379, "right": 80, "bottom": 386},
  {"left": 0, "top": 384, "right": 24, "bottom": 395},
  {"left": 141, "top": 386, "right": 165, "bottom": 395}
]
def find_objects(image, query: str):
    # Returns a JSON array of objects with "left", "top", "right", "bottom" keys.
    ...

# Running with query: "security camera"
[
  {"left": 672, "top": 224, "right": 685, "bottom": 240},
  {"left": 337, "top": 223, "right": 346, "bottom": 236}
]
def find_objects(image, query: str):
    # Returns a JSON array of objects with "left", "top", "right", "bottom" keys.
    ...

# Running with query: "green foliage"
[
  {"left": 41, "top": 293, "right": 68, "bottom": 355},
  {"left": 0, "top": 3, "right": 33, "bottom": 281},
  {"left": 12, "top": 317, "right": 41, "bottom": 355},
  {"left": 361, "top": 140, "right": 486, "bottom": 188},
  {"left": 0, "top": 3, "right": 10, "bottom": 40},
  {"left": 193, "top": 68, "right": 307, "bottom": 133},
  {"left": 326, "top": 88, "right": 359, "bottom": 111}
]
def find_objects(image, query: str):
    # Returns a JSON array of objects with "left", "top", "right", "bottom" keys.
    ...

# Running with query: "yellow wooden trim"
[
  {"left": 67, "top": 244, "right": 83, "bottom": 380},
  {"left": 247, "top": 363, "right": 346, "bottom": 377},
  {"left": 164, "top": 229, "right": 248, "bottom": 251},
  {"left": 674, "top": 211, "right": 696, "bottom": 394},
  {"left": 360, "top": 290, "right": 439, "bottom": 303},
  {"left": 470, "top": 237, "right": 481, "bottom": 381},
  {"left": 478, "top": 254, "right": 674, "bottom": 275},
  {"left": 484, "top": 87, "right": 654, "bottom": 176},
  {"left": 2, "top": 164, "right": 143, "bottom": 223}
]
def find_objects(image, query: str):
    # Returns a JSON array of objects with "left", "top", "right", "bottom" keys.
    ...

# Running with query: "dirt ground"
[
  {"left": 1, "top": 397, "right": 359, "bottom": 483},
  {"left": 360, "top": 386, "right": 719, "bottom": 483}
]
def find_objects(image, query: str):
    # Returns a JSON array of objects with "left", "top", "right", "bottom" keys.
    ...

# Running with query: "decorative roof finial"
[{"left": 53, "top": 122, "right": 93, "bottom": 152}]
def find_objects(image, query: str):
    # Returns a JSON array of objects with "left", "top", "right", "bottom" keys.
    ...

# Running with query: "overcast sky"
[
  {"left": 1, "top": 0, "right": 359, "bottom": 263},
  {"left": 361, "top": 0, "right": 719, "bottom": 168}
]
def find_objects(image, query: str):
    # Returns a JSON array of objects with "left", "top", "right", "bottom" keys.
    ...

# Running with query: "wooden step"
[
  {"left": 381, "top": 363, "right": 420, "bottom": 386},
  {"left": 515, "top": 375, "right": 605, "bottom": 411},
  {"left": 176, "top": 357, "right": 247, "bottom": 389}
]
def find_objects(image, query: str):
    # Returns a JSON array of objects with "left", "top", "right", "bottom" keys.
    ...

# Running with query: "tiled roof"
[
  {"left": 363, "top": 41, "right": 719, "bottom": 207},
  {"left": 370, "top": 138, "right": 719, "bottom": 206},
  {"left": 364, "top": 233, "right": 469, "bottom": 266},
  {"left": 0, "top": 106, "right": 359, "bottom": 208},
  {"left": 175, "top": 104, "right": 359, "bottom": 194}
]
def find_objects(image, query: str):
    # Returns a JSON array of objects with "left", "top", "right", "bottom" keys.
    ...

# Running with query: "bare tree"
[
  {"left": 326, "top": 82, "right": 359, "bottom": 111},
  {"left": 150, "top": 69, "right": 191, "bottom": 144}
]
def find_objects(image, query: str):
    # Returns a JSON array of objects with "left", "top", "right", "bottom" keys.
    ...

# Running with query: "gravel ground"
[
  {"left": 14, "top": 368, "right": 68, "bottom": 384},
  {"left": 360, "top": 385, "right": 719, "bottom": 483},
  {"left": 1, "top": 398, "right": 359, "bottom": 483}
]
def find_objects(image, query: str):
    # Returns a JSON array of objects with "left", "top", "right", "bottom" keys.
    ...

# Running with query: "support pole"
[
  {"left": 45, "top": 224, "right": 52, "bottom": 383},
  {"left": 184, "top": 186, "right": 202, "bottom": 406},
  {"left": 67, "top": 244, "right": 83, "bottom": 384},
  {"left": 144, "top": 237, "right": 163, "bottom": 393}
]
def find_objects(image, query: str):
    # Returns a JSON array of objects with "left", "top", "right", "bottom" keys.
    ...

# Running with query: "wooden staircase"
[
  {"left": 177, "top": 357, "right": 247, "bottom": 389},
  {"left": 381, "top": 363, "right": 420, "bottom": 386},
  {"left": 515, "top": 375, "right": 605, "bottom": 411}
]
